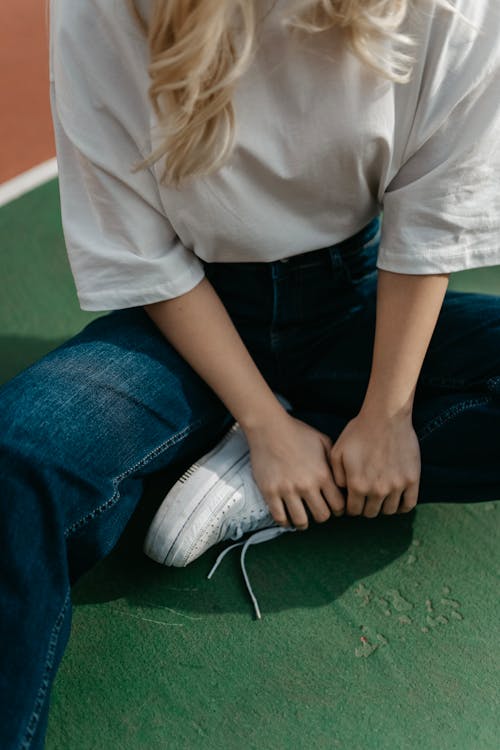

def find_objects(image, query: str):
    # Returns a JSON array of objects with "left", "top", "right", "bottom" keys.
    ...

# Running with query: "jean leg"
[
  {"left": 411, "top": 288, "right": 500, "bottom": 502},
  {"left": 0, "top": 308, "right": 237, "bottom": 750},
  {"left": 280, "top": 278, "right": 500, "bottom": 504}
]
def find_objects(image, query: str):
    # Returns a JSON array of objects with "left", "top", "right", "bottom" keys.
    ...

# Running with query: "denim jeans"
[{"left": 1, "top": 214, "right": 499, "bottom": 748}]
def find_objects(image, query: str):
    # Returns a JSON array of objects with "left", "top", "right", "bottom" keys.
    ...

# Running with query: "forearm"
[
  {"left": 143, "top": 276, "right": 289, "bottom": 434},
  {"left": 361, "top": 269, "right": 450, "bottom": 419}
]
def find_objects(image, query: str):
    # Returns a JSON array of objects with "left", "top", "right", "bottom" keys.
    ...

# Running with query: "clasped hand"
[
  {"left": 329, "top": 408, "right": 421, "bottom": 519},
  {"left": 247, "top": 409, "right": 421, "bottom": 530}
]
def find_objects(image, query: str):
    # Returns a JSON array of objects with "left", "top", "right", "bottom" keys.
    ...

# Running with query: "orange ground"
[{"left": 0, "top": 0, "right": 55, "bottom": 183}]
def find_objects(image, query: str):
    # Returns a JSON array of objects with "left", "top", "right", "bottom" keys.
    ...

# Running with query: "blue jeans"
[{"left": 1, "top": 215, "right": 499, "bottom": 748}]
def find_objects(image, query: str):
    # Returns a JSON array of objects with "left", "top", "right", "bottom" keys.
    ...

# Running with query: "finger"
[
  {"left": 363, "top": 493, "right": 386, "bottom": 519},
  {"left": 319, "top": 432, "right": 334, "bottom": 452},
  {"left": 300, "top": 489, "right": 331, "bottom": 524},
  {"left": 265, "top": 496, "right": 291, "bottom": 527},
  {"left": 381, "top": 491, "right": 402, "bottom": 515},
  {"left": 346, "top": 483, "right": 366, "bottom": 516},
  {"left": 330, "top": 451, "right": 347, "bottom": 489},
  {"left": 320, "top": 480, "right": 345, "bottom": 517},
  {"left": 397, "top": 481, "right": 419, "bottom": 514},
  {"left": 282, "top": 494, "right": 309, "bottom": 530}
]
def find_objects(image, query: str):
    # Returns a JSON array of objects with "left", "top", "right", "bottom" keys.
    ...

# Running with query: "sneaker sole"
[{"left": 143, "top": 421, "right": 251, "bottom": 566}]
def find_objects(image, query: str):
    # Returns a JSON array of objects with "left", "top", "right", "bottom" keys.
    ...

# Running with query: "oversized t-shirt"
[{"left": 49, "top": 0, "right": 500, "bottom": 311}]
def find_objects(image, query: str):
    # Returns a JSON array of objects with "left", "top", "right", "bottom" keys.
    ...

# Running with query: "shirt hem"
[
  {"left": 76, "top": 265, "right": 206, "bottom": 312},
  {"left": 377, "top": 247, "right": 500, "bottom": 274}
]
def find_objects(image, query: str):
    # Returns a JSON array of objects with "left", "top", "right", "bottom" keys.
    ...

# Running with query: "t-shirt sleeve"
[
  {"left": 377, "top": 0, "right": 500, "bottom": 275},
  {"left": 49, "top": 0, "right": 205, "bottom": 312}
]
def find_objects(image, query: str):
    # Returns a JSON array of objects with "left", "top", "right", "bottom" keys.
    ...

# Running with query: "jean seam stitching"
[
  {"left": 63, "top": 416, "right": 211, "bottom": 538},
  {"left": 19, "top": 591, "right": 71, "bottom": 750},
  {"left": 486, "top": 375, "right": 500, "bottom": 391},
  {"left": 419, "top": 376, "right": 468, "bottom": 388},
  {"left": 417, "top": 396, "right": 490, "bottom": 443}
]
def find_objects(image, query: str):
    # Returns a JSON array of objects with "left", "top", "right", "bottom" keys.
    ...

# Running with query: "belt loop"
[
  {"left": 328, "top": 246, "right": 343, "bottom": 269},
  {"left": 271, "top": 259, "right": 280, "bottom": 280}
]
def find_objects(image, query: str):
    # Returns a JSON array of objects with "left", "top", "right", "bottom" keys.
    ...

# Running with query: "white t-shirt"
[{"left": 49, "top": 0, "right": 500, "bottom": 311}]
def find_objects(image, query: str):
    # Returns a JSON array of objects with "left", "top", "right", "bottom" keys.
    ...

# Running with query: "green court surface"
[{"left": 1, "top": 182, "right": 499, "bottom": 749}]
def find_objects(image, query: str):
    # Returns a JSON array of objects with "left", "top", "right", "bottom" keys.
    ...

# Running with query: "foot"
[{"left": 143, "top": 394, "right": 294, "bottom": 568}]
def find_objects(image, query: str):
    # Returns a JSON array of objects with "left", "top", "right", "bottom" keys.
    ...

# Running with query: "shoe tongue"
[
  {"left": 222, "top": 475, "right": 274, "bottom": 540},
  {"left": 226, "top": 505, "right": 273, "bottom": 541}
]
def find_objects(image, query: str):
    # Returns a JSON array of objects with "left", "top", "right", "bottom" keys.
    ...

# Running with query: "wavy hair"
[{"left": 127, "top": 0, "right": 458, "bottom": 188}]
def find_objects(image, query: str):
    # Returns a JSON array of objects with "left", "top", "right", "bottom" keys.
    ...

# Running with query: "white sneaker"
[
  {"left": 143, "top": 393, "right": 297, "bottom": 618},
  {"left": 143, "top": 419, "right": 274, "bottom": 566},
  {"left": 143, "top": 392, "right": 293, "bottom": 568}
]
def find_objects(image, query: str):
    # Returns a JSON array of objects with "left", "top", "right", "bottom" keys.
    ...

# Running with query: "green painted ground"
[{"left": 1, "top": 182, "right": 499, "bottom": 749}]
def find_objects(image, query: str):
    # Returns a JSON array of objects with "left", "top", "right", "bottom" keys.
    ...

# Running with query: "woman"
[{"left": 1, "top": 0, "right": 499, "bottom": 746}]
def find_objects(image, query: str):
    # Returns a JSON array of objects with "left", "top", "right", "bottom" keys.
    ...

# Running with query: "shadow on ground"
[
  {"left": 0, "top": 333, "right": 416, "bottom": 620},
  {"left": 72, "top": 466, "right": 416, "bottom": 619}
]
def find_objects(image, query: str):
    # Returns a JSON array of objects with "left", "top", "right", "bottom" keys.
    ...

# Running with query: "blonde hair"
[{"left": 128, "top": 0, "right": 457, "bottom": 188}]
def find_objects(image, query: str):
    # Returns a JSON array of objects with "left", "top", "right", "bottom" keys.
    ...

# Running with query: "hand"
[
  {"left": 244, "top": 412, "right": 346, "bottom": 529},
  {"left": 328, "top": 409, "right": 421, "bottom": 518}
]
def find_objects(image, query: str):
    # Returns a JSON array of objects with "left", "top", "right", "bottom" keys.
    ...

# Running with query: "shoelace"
[{"left": 207, "top": 525, "right": 297, "bottom": 619}]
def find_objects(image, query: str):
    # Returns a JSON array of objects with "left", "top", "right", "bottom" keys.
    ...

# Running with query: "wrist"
[
  {"left": 360, "top": 375, "right": 415, "bottom": 421},
  {"left": 359, "top": 394, "right": 414, "bottom": 422},
  {"left": 238, "top": 398, "right": 291, "bottom": 438}
]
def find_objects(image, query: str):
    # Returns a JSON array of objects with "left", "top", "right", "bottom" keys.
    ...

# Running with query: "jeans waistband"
[
  {"left": 202, "top": 214, "right": 381, "bottom": 287},
  {"left": 277, "top": 214, "right": 381, "bottom": 268}
]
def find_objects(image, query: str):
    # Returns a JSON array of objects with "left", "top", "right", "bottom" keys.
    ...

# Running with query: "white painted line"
[{"left": 0, "top": 158, "right": 58, "bottom": 208}]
